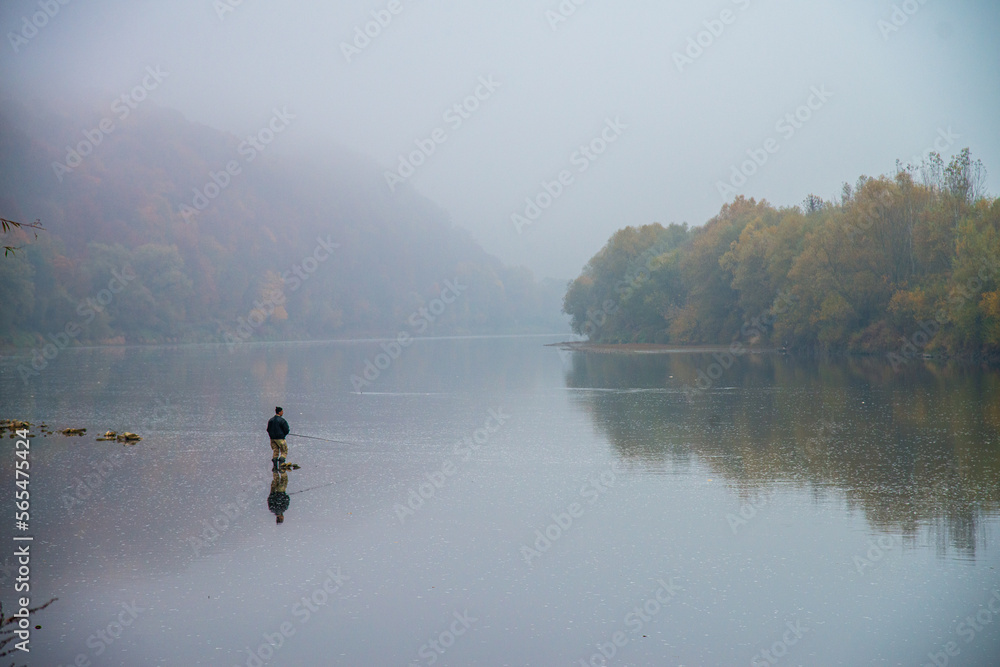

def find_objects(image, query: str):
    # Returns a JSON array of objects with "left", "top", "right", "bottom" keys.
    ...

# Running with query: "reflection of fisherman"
[
  {"left": 268, "top": 471, "right": 290, "bottom": 524},
  {"left": 267, "top": 406, "right": 290, "bottom": 471}
]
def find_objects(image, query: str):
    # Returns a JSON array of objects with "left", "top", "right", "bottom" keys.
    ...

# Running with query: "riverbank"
[
  {"left": 547, "top": 341, "right": 777, "bottom": 354},
  {"left": 548, "top": 341, "right": 1000, "bottom": 365}
]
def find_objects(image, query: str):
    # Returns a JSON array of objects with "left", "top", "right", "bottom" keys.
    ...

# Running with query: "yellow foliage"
[{"left": 981, "top": 291, "right": 1000, "bottom": 318}]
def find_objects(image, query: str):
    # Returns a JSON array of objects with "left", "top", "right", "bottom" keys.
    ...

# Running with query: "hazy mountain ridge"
[{"left": 0, "top": 96, "right": 568, "bottom": 345}]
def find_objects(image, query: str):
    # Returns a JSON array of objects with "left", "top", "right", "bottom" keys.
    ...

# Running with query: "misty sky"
[{"left": 2, "top": 0, "right": 999, "bottom": 279}]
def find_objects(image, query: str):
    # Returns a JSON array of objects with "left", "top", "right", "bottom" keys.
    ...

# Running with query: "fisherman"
[
  {"left": 268, "top": 470, "right": 290, "bottom": 524},
  {"left": 266, "top": 406, "right": 290, "bottom": 471}
]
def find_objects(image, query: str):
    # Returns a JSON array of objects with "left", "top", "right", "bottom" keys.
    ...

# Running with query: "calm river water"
[{"left": 1, "top": 337, "right": 999, "bottom": 666}]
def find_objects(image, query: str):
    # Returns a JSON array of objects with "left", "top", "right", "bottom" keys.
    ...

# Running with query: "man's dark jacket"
[
  {"left": 268, "top": 489, "right": 290, "bottom": 516},
  {"left": 267, "top": 415, "right": 290, "bottom": 440}
]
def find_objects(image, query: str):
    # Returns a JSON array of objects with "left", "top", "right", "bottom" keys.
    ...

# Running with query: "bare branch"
[{"left": 0, "top": 217, "right": 44, "bottom": 258}]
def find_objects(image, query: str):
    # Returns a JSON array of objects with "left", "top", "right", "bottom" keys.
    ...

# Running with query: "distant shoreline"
[
  {"left": 547, "top": 341, "right": 777, "bottom": 355},
  {"left": 547, "top": 341, "right": 1000, "bottom": 364},
  {"left": 0, "top": 332, "right": 572, "bottom": 356}
]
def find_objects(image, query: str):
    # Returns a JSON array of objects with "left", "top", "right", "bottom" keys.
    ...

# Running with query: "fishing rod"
[
  {"left": 288, "top": 479, "right": 352, "bottom": 496},
  {"left": 287, "top": 433, "right": 355, "bottom": 445}
]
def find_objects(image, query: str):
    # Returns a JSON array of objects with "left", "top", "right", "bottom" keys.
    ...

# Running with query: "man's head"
[{"left": 275, "top": 407, "right": 283, "bottom": 415}]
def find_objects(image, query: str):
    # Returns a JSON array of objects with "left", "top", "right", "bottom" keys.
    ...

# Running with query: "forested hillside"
[
  {"left": 0, "top": 97, "right": 566, "bottom": 346},
  {"left": 565, "top": 151, "right": 1000, "bottom": 359}
]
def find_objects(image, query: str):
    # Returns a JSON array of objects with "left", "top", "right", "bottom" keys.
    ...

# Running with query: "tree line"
[{"left": 564, "top": 150, "right": 1000, "bottom": 359}]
